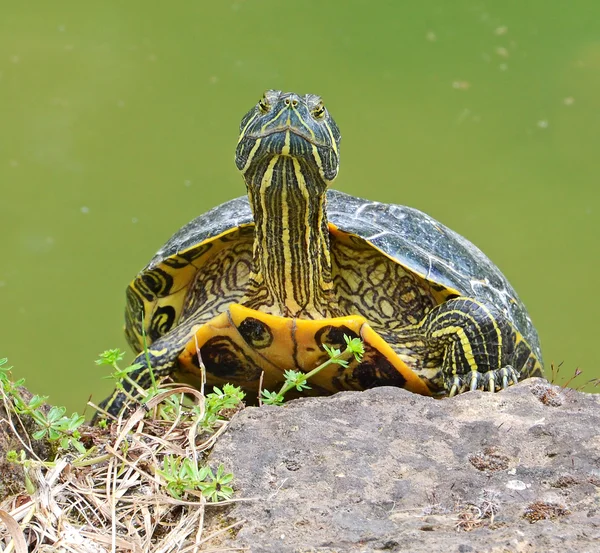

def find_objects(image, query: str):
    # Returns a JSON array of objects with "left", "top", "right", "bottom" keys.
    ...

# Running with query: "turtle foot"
[{"left": 446, "top": 366, "right": 520, "bottom": 397}]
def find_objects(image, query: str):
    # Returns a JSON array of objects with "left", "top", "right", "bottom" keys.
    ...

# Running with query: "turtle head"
[
  {"left": 235, "top": 90, "right": 341, "bottom": 185},
  {"left": 236, "top": 91, "right": 340, "bottom": 318}
]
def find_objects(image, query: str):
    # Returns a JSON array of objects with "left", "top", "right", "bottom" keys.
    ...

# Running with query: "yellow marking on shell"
[
  {"left": 128, "top": 223, "right": 256, "bottom": 350},
  {"left": 379, "top": 299, "right": 395, "bottom": 318},
  {"left": 368, "top": 263, "right": 386, "bottom": 286},
  {"left": 401, "top": 291, "right": 416, "bottom": 303},
  {"left": 178, "top": 303, "right": 433, "bottom": 396},
  {"left": 359, "top": 324, "right": 432, "bottom": 395}
]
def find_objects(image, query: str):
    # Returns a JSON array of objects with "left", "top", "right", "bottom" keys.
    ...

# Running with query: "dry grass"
[
  {"left": 523, "top": 501, "right": 570, "bottom": 523},
  {"left": 0, "top": 385, "right": 251, "bottom": 553}
]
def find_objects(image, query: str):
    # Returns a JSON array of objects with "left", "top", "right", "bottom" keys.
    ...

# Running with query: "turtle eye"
[
  {"left": 258, "top": 95, "right": 271, "bottom": 114},
  {"left": 312, "top": 101, "right": 326, "bottom": 120}
]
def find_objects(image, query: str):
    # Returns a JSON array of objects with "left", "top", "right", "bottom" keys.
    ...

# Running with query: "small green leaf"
[
  {"left": 27, "top": 395, "right": 48, "bottom": 410},
  {"left": 95, "top": 348, "right": 125, "bottom": 366},
  {"left": 282, "top": 370, "right": 311, "bottom": 391},
  {"left": 197, "top": 464, "right": 211, "bottom": 481},
  {"left": 261, "top": 389, "right": 284, "bottom": 406},
  {"left": 6, "top": 450, "right": 18, "bottom": 463},
  {"left": 47, "top": 406, "right": 67, "bottom": 423},
  {"left": 344, "top": 335, "right": 365, "bottom": 362},
  {"left": 218, "top": 485, "right": 234, "bottom": 499},
  {"left": 322, "top": 343, "right": 341, "bottom": 358},
  {"left": 105, "top": 362, "right": 144, "bottom": 381},
  {"left": 71, "top": 439, "right": 87, "bottom": 454},
  {"left": 32, "top": 429, "right": 47, "bottom": 440}
]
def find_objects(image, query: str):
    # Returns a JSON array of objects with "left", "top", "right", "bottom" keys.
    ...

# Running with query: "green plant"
[
  {"left": 0, "top": 357, "right": 86, "bottom": 453},
  {"left": 96, "top": 348, "right": 156, "bottom": 404},
  {"left": 157, "top": 456, "right": 234, "bottom": 502},
  {"left": 261, "top": 335, "right": 365, "bottom": 405},
  {"left": 94, "top": 348, "right": 241, "bottom": 503},
  {"left": 28, "top": 405, "right": 86, "bottom": 453},
  {"left": 195, "top": 384, "right": 246, "bottom": 431}
]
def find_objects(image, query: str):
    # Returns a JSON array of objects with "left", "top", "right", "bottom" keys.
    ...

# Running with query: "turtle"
[{"left": 96, "top": 89, "right": 543, "bottom": 419}]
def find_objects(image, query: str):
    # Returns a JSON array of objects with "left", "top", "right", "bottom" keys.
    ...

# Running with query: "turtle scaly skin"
[{"left": 96, "top": 90, "right": 542, "bottom": 420}]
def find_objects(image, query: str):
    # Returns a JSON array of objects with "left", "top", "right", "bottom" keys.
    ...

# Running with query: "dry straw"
[{"left": 0, "top": 383, "right": 250, "bottom": 553}]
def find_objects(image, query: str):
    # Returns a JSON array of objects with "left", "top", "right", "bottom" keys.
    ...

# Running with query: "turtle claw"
[
  {"left": 499, "top": 365, "right": 519, "bottom": 389},
  {"left": 448, "top": 376, "right": 461, "bottom": 397},
  {"left": 469, "top": 371, "right": 479, "bottom": 392},
  {"left": 445, "top": 366, "right": 520, "bottom": 396}
]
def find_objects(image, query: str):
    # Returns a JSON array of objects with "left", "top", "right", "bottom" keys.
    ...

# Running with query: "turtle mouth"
[{"left": 248, "top": 126, "right": 327, "bottom": 148}]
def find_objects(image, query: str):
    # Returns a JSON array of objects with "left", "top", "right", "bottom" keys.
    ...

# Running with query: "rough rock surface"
[{"left": 209, "top": 379, "right": 600, "bottom": 553}]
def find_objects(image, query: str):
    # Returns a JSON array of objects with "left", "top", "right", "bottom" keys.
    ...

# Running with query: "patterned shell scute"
[
  {"left": 326, "top": 190, "right": 542, "bottom": 364},
  {"left": 146, "top": 196, "right": 254, "bottom": 267},
  {"left": 143, "top": 189, "right": 541, "bottom": 364}
]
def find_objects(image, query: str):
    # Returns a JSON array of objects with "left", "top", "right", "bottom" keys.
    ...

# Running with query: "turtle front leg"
[
  {"left": 92, "top": 345, "right": 179, "bottom": 423},
  {"left": 92, "top": 318, "right": 203, "bottom": 422},
  {"left": 404, "top": 297, "right": 520, "bottom": 396}
]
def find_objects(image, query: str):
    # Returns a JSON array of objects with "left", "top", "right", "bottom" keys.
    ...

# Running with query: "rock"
[{"left": 209, "top": 379, "right": 600, "bottom": 552}]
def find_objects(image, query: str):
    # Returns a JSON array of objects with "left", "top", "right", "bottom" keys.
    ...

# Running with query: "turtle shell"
[{"left": 126, "top": 189, "right": 542, "bottom": 366}]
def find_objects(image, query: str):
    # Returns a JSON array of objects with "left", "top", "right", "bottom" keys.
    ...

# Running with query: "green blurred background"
[{"left": 1, "top": 1, "right": 598, "bottom": 414}]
